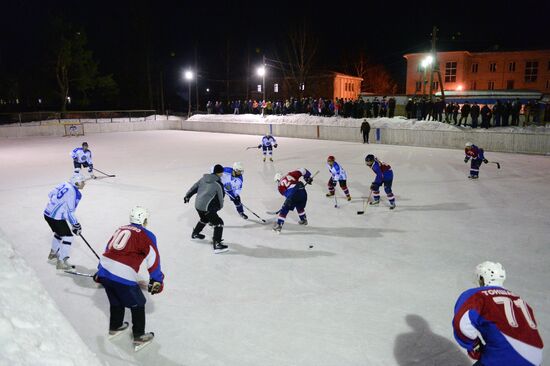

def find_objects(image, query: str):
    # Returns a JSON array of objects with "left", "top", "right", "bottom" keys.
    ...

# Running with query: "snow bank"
[
  {"left": 0, "top": 236, "right": 101, "bottom": 366},
  {"left": 188, "top": 114, "right": 550, "bottom": 134}
]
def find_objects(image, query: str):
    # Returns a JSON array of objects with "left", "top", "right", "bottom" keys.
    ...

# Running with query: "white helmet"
[
  {"left": 70, "top": 173, "right": 85, "bottom": 186},
  {"left": 475, "top": 261, "right": 506, "bottom": 287},
  {"left": 465, "top": 142, "right": 473, "bottom": 148},
  {"left": 130, "top": 206, "right": 149, "bottom": 225},
  {"left": 233, "top": 162, "right": 244, "bottom": 173},
  {"left": 274, "top": 172, "right": 282, "bottom": 182}
]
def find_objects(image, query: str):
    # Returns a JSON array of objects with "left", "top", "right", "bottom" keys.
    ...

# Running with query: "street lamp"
[
  {"left": 184, "top": 70, "right": 193, "bottom": 118},
  {"left": 421, "top": 55, "right": 434, "bottom": 97},
  {"left": 257, "top": 65, "right": 266, "bottom": 103}
]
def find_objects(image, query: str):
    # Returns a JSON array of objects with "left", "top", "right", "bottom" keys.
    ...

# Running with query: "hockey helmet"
[
  {"left": 274, "top": 172, "right": 282, "bottom": 182},
  {"left": 233, "top": 162, "right": 244, "bottom": 173},
  {"left": 465, "top": 142, "right": 473, "bottom": 148},
  {"left": 130, "top": 206, "right": 149, "bottom": 226},
  {"left": 70, "top": 173, "right": 85, "bottom": 187},
  {"left": 365, "top": 154, "right": 375, "bottom": 165},
  {"left": 327, "top": 155, "right": 335, "bottom": 162},
  {"left": 475, "top": 261, "right": 506, "bottom": 287}
]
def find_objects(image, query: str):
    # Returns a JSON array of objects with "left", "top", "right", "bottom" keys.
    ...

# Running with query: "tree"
[
  {"left": 49, "top": 18, "right": 117, "bottom": 111},
  {"left": 347, "top": 50, "right": 398, "bottom": 95}
]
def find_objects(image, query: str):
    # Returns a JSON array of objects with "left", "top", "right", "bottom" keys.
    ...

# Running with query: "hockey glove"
[
  {"left": 483, "top": 158, "right": 489, "bottom": 164},
  {"left": 464, "top": 157, "right": 470, "bottom": 163},
  {"left": 184, "top": 196, "right": 190, "bottom": 203},
  {"left": 332, "top": 179, "right": 338, "bottom": 186},
  {"left": 305, "top": 176, "right": 313, "bottom": 185},
  {"left": 148, "top": 279, "right": 164, "bottom": 295},
  {"left": 72, "top": 223, "right": 82, "bottom": 236},
  {"left": 92, "top": 272, "right": 101, "bottom": 284},
  {"left": 257, "top": 145, "right": 262, "bottom": 149},
  {"left": 467, "top": 340, "right": 482, "bottom": 360}
]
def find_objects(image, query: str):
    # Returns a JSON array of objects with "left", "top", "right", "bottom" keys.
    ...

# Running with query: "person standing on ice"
[
  {"left": 360, "top": 119, "right": 371, "bottom": 143},
  {"left": 326, "top": 156, "right": 351, "bottom": 201},
  {"left": 258, "top": 134, "right": 277, "bottom": 162},
  {"left": 43, "top": 173, "right": 86, "bottom": 270},
  {"left": 184, "top": 164, "right": 228, "bottom": 253},
  {"left": 71, "top": 142, "right": 95, "bottom": 179},
  {"left": 452, "top": 261, "right": 543, "bottom": 365},
  {"left": 464, "top": 142, "right": 488, "bottom": 179},
  {"left": 365, "top": 154, "right": 396, "bottom": 209},
  {"left": 273, "top": 168, "right": 313, "bottom": 233},
  {"left": 221, "top": 162, "right": 248, "bottom": 220},
  {"left": 93, "top": 206, "right": 164, "bottom": 351}
]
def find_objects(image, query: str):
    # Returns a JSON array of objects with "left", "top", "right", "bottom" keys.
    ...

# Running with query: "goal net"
[{"left": 63, "top": 122, "right": 85, "bottom": 137}]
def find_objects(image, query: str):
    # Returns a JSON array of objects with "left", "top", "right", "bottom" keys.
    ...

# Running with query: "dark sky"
[{"left": 2, "top": 0, "right": 549, "bottom": 109}]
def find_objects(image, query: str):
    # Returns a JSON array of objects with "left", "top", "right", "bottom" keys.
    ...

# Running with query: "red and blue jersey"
[
  {"left": 453, "top": 286, "right": 543, "bottom": 365},
  {"left": 278, "top": 168, "right": 311, "bottom": 198},
  {"left": 465, "top": 145, "right": 485, "bottom": 160},
  {"left": 97, "top": 223, "right": 164, "bottom": 286},
  {"left": 370, "top": 159, "right": 393, "bottom": 184}
]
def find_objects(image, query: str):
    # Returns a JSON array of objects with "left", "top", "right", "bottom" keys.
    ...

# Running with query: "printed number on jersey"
[
  {"left": 493, "top": 297, "right": 537, "bottom": 329},
  {"left": 108, "top": 229, "right": 132, "bottom": 250}
]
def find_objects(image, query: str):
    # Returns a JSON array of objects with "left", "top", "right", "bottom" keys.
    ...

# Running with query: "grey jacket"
[{"left": 185, "top": 173, "right": 224, "bottom": 213}]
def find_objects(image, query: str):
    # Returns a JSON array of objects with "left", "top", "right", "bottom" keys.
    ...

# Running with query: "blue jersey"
[
  {"left": 44, "top": 182, "right": 82, "bottom": 225},
  {"left": 370, "top": 159, "right": 393, "bottom": 184},
  {"left": 465, "top": 145, "right": 485, "bottom": 160},
  {"left": 221, "top": 167, "right": 243, "bottom": 198},
  {"left": 261, "top": 135, "right": 276, "bottom": 147},
  {"left": 453, "top": 286, "right": 543, "bottom": 365},
  {"left": 327, "top": 162, "right": 347, "bottom": 180}
]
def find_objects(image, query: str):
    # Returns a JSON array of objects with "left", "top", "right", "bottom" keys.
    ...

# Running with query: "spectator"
[
  {"left": 360, "top": 119, "right": 371, "bottom": 144},
  {"left": 459, "top": 101, "right": 471, "bottom": 126},
  {"left": 511, "top": 98, "right": 522, "bottom": 126},
  {"left": 388, "top": 97, "right": 396, "bottom": 118},
  {"left": 502, "top": 100, "right": 511, "bottom": 126},
  {"left": 493, "top": 101, "right": 502, "bottom": 127},
  {"left": 470, "top": 102, "right": 480, "bottom": 128},
  {"left": 405, "top": 98, "right": 414, "bottom": 119},
  {"left": 480, "top": 104, "right": 492, "bottom": 129},
  {"left": 379, "top": 97, "right": 388, "bottom": 117},
  {"left": 445, "top": 102, "right": 453, "bottom": 123},
  {"left": 452, "top": 103, "right": 460, "bottom": 125},
  {"left": 372, "top": 97, "right": 380, "bottom": 118},
  {"left": 365, "top": 99, "right": 373, "bottom": 118}
]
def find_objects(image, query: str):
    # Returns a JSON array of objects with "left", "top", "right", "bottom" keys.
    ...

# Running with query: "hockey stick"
[
  {"left": 357, "top": 191, "right": 373, "bottom": 215},
  {"left": 245, "top": 146, "right": 259, "bottom": 150},
  {"left": 79, "top": 233, "right": 100, "bottom": 260},
  {"left": 93, "top": 168, "right": 116, "bottom": 178},
  {"left": 64, "top": 270, "right": 149, "bottom": 289},
  {"left": 333, "top": 193, "right": 338, "bottom": 208},
  {"left": 242, "top": 203, "right": 267, "bottom": 223},
  {"left": 489, "top": 161, "right": 501, "bottom": 169}
]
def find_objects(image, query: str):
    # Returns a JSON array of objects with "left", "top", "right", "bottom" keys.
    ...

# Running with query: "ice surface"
[{"left": 0, "top": 130, "right": 548, "bottom": 365}]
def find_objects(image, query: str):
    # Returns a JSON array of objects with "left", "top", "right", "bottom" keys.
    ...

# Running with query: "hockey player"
[
  {"left": 93, "top": 206, "right": 164, "bottom": 351},
  {"left": 43, "top": 173, "right": 85, "bottom": 270},
  {"left": 71, "top": 142, "right": 95, "bottom": 179},
  {"left": 258, "top": 134, "right": 277, "bottom": 162},
  {"left": 453, "top": 261, "right": 543, "bottom": 365},
  {"left": 221, "top": 162, "right": 248, "bottom": 220},
  {"left": 464, "top": 142, "right": 489, "bottom": 179},
  {"left": 326, "top": 156, "right": 351, "bottom": 201},
  {"left": 273, "top": 168, "right": 313, "bottom": 233},
  {"left": 184, "top": 164, "right": 228, "bottom": 253},
  {"left": 365, "top": 154, "right": 396, "bottom": 209}
]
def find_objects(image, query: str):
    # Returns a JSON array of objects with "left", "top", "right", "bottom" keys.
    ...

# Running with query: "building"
[{"left": 403, "top": 50, "right": 550, "bottom": 96}]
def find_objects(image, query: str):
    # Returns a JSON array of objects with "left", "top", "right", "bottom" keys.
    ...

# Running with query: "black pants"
[
  {"left": 101, "top": 277, "right": 146, "bottom": 337},
  {"left": 193, "top": 210, "right": 224, "bottom": 242},
  {"left": 362, "top": 130, "right": 370, "bottom": 143},
  {"left": 44, "top": 215, "right": 72, "bottom": 236}
]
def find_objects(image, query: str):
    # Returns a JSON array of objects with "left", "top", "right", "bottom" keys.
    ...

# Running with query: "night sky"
[{"left": 1, "top": 0, "right": 549, "bottom": 110}]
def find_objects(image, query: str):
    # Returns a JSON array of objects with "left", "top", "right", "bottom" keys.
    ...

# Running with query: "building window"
[
  {"left": 430, "top": 81, "right": 439, "bottom": 90},
  {"left": 351, "top": 83, "right": 355, "bottom": 92},
  {"left": 445, "top": 61, "right": 457, "bottom": 82},
  {"left": 546, "top": 80, "right": 550, "bottom": 90},
  {"left": 470, "top": 80, "right": 477, "bottom": 90},
  {"left": 488, "top": 81, "right": 495, "bottom": 90},
  {"left": 508, "top": 62, "right": 516, "bottom": 72},
  {"left": 506, "top": 80, "right": 514, "bottom": 89},
  {"left": 344, "top": 83, "right": 348, "bottom": 91},
  {"left": 274, "top": 83, "right": 279, "bottom": 93},
  {"left": 548, "top": 61, "right": 550, "bottom": 71},
  {"left": 415, "top": 81, "right": 422, "bottom": 92},
  {"left": 489, "top": 62, "right": 497, "bottom": 72},
  {"left": 525, "top": 61, "right": 538, "bottom": 82},
  {"left": 471, "top": 63, "right": 478, "bottom": 73}
]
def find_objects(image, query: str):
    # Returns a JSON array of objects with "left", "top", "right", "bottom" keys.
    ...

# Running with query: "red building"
[{"left": 403, "top": 50, "right": 550, "bottom": 96}]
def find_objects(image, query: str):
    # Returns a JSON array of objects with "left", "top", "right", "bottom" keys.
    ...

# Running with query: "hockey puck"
[{"left": 309, "top": 245, "right": 313, "bottom": 249}]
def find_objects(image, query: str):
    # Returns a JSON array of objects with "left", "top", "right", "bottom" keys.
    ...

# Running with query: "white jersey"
[
  {"left": 221, "top": 167, "right": 243, "bottom": 197},
  {"left": 44, "top": 182, "right": 82, "bottom": 225},
  {"left": 327, "top": 161, "right": 347, "bottom": 180},
  {"left": 71, "top": 147, "right": 93, "bottom": 165},
  {"left": 261, "top": 135, "right": 276, "bottom": 147}
]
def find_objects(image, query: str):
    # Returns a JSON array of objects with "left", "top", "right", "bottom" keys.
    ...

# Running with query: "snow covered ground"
[
  {"left": 0, "top": 130, "right": 549, "bottom": 365},
  {"left": 188, "top": 113, "right": 550, "bottom": 134}
]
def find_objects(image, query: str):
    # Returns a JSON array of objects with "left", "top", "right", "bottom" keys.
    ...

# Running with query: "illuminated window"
[
  {"left": 471, "top": 63, "right": 478, "bottom": 73},
  {"left": 431, "top": 81, "right": 439, "bottom": 90},
  {"left": 415, "top": 81, "right": 422, "bottom": 92},
  {"left": 445, "top": 61, "right": 457, "bottom": 82},
  {"left": 470, "top": 80, "right": 477, "bottom": 90},
  {"left": 488, "top": 81, "right": 495, "bottom": 90},
  {"left": 274, "top": 83, "right": 279, "bottom": 93},
  {"left": 546, "top": 80, "right": 550, "bottom": 89},
  {"left": 508, "top": 62, "right": 516, "bottom": 72},
  {"left": 525, "top": 61, "right": 538, "bottom": 82},
  {"left": 506, "top": 80, "right": 514, "bottom": 89},
  {"left": 489, "top": 63, "right": 497, "bottom": 72}
]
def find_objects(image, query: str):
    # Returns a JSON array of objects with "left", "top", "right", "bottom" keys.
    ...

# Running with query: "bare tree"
[
  {"left": 284, "top": 23, "right": 318, "bottom": 98},
  {"left": 347, "top": 50, "right": 398, "bottom": 95}
]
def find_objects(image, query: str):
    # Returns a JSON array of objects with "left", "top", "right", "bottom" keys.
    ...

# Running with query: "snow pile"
[
  {"left": 188, "top": 113, "right": 550, "bottom": 134},
  {"left": 4, "top": 114, "right": 181, "bottom": 126},
  {"left": 0, "top": 236, "right": 101, "bottom": 366}
]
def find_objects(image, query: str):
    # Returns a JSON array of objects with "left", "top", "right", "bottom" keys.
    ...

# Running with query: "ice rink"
[{"left": 1, "top": 130, "right": 549, "bottom": 365}]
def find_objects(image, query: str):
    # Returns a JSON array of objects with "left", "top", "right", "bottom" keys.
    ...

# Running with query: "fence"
[{"left": 0, "top": 110, "right": 158, "bottom": 126}]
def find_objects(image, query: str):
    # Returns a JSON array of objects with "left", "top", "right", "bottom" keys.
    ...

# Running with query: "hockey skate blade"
[
  {"left": 108, "top": 323, "right": 130, "bottom": 340},
  {"left": 133, "top": 340, "right": 153, "bottom": 352}
]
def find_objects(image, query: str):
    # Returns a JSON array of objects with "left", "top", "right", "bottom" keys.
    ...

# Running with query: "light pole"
[
  {"left": 184, "top": 70, "right": 193, "bottom": 118},
  {"left": 257, "top": 65, "right": 266, "bottom": 102},
  {"left": 421, "top": 55, "right": 433, "bottom": 98}
]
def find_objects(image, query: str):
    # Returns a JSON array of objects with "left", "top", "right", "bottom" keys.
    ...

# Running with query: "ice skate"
[
  {"left": 272, "top": 223, "right": 282, "bottom": 233},
  {"left": 213, "top": 240, "right": 228, "bottom": 254},
  {"left": 56, "top": 257, "right": 75, "bottom": 270},
  {"left": 133, "top": 332, "right": 154, "bottom": 352},
  {"left": 298, "top": 219, "right": 308, "bottom": 225},
  {"left": 191, "top": 233, "right": 205, "bottom": 240},
  {"left": 326, "top": 192, "right": 335, "bottom": 197},
  {"left": 269, "top": 157, "right": 273, "bottom": 162},
  {"left": 108, "top": 321, "right": 129, "bottom": 339},
  {"left": 468, "top": 175, "right": 479, "bottom": 180},
  {"left": 239, "top": 212, "right": 249, "bottom": 220},
  {"left": 47, "top": 249, "right": 57, "bottom": 261},
  {"left": 369, "top": 200, "right": 380, "bottom": 206},
  {"left": 346, "top": 195, "right": 351, "bottom": 201},
  {"left": 389, "top": 202, "right": 396, "bottom": 210},
  {"left": 90, "top": 174, "right": 96, "bottom": 179},
  {"left": 263, "top": 157, "right": 266, "bottom": 162}
]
